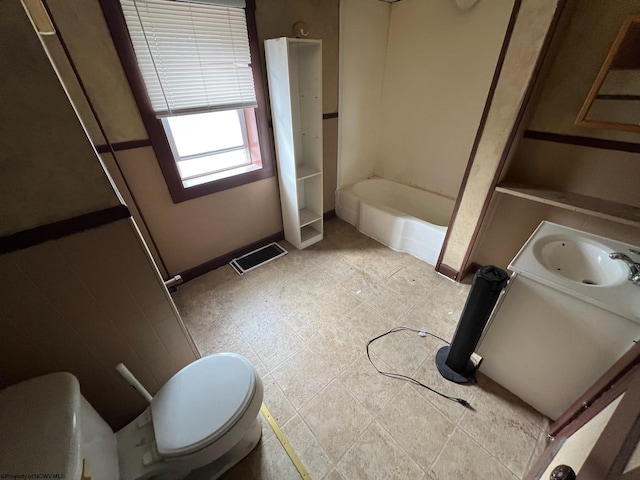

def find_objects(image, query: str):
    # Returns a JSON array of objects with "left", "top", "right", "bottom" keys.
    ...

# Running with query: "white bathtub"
[{"left": 335, "top": 178, "right": 455, "bottom": 265}]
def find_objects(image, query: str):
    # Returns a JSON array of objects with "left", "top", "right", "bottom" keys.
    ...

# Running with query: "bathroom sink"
[
  {"left": 510, "top": 221, "right": 640, "bottom": 323},
  {"left": 533, "top": 235, "right": 627, "bottom": 287}
]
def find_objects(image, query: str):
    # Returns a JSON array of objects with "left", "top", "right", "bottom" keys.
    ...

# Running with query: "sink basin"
[
  {"left": 510, "top": 221, "right": 640, "bottom": 323},
  {"left": 533, "top": 235, "right": 627, "bottom": 287}
]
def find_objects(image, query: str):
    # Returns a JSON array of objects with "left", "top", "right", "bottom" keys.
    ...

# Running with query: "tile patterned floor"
[{"left": 173, "top": 218, "right": 549, "bottom": 480}]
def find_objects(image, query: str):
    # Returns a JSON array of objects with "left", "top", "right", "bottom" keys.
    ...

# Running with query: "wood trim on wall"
[
  {"left": 178, "top": 231, "right": 284, "bottom": 282},
  {"left": 549, "top": 340, "right": 640, "bottom": 438},
  {"left": 579, "top": 367, "right": 640, "bottom": 479},
  {"left": 0, "top": 205, "right": 130, "bottom": 254},
  {"left": 95, "top": 138, "right": 152, "bottom": 153},
  {"left": 435, "top": 0, "right": 523, "bottom": 280},
  {"left": 437, "top": 263, "right": 459, "bottom": 281},
  {"left": 437, "top": 0, "right": 568, "bottom": 281},
  {"left": 323, "top": 209, "right": 336, "bottom": 221},
  {"left": 523, "top": 129, "right": 640, "bottom": 153}
]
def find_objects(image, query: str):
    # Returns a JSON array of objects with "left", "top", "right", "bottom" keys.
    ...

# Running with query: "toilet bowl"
[{"left": 0, "top": 353, "right": 264, "bottom": 480}]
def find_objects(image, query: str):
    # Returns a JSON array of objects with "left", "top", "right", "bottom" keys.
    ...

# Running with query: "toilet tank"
[
  {"left": 0, "top": 372, "right": 83, "bottom": 477},
  {"left": 0, "top": 372, "right": 119, "bottom": 480}
]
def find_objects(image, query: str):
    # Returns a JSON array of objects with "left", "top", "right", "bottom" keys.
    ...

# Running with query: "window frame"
[{"left": 100, "top": 0, "right": 274, "bottom": 203}]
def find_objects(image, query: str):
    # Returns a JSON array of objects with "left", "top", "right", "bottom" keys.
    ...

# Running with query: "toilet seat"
[{"left": 150, "top": 353, "right": 258, "bottom": 458}]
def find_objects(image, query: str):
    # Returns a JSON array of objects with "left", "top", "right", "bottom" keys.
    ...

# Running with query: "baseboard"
[
  {"left": 323, "top": 209, "right": 336, "bottom": 221},
  {"left": 178, "top": 231, "right": 284, "bottom": 282},
  {"left": 436, "top": 263, "right": 459, "bottom": 281},
  {"left": 462, "top": 262, "right": 482, "bottom": 279}
]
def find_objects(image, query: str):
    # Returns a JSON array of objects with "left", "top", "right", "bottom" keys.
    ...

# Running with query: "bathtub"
[{"left": 335, "top": 178, "right": 455, "bottom": 265}]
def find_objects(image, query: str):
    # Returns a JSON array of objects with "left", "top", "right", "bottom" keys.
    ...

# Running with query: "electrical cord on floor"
[{"left": 366, "top": 327, "right": 472, "bottom": 408}]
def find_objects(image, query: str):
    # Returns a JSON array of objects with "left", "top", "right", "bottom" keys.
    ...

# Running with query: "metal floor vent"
[{"left": 230, "top": 242, "right": 287, "bottom": 275}]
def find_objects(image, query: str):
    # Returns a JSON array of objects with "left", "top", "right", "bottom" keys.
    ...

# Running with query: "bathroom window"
[
  {"left": 163, "top": 109, "right": 262, "bottom": 188},
  {"left": 104, "top": 0, "right": 273, "bottom": 202}
]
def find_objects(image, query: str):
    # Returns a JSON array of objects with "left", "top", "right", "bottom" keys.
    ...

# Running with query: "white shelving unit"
[{"left": 265, "top": 37, "right": 323, "bottom": 249}]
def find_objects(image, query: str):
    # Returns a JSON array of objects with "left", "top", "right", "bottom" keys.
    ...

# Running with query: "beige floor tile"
[
  {"left": 282, "top": 415, "right": 333, "bottom": 479},
  {"left": 284, "top": 301, "right": 338, "bottom": 338},
  {"left": 322, "top": 469, "right": 345, "bottom": 480},
  {"left": 339, "top": 353, "right": 402, "bottom": 414},
  {"left": 401, "top": 296, "right": 460, "bottom": 341},
  {"left": 340, "top": 268, "right": 386, "bottom": 301},
  {"left": 192, "top": 319, "right": 245, "bottom": 355},
  {"left": 362, "top": 253, "right": 404, "bottom": 282},
  {"left": 339, "top": 245, "right": 376, "bottom": 269},
  {"left": 262, "top": 374, "right": 296, "bottom": 426},
  {"left": 368, "top": 328, "right": 433, "bottom": 375},
  {"left": 524, "top": 426, "right": 551, "bottom": 477},
  {"left": 177, "top": 218, "right": 547, "bottom": 480},
  {"left": 241, "top": 260, "right": 286, "bottom": 289},
  {"left": 228, "top": 297, "right": 281, "bottom": 334},
  {"left": 311, "top": 284, "right": 361, "bottom": 319},
  {"left": 386, "top": 262, "right": 444, "bottom": 298},
  {"left": 213, "top": 278, "right": 263, "bottom": 313},
  {"left": 410, "top": 351, "right": 478, "bottom": 423},
  {"left": 320, "top": 255, "right": 360, "bottom": 283},
  {"left": 300, "top": 379, "right": 373, "bottom": 463},
  {"left": 429, "top": 428, "right": 518, "bottom": 480},
  {"left": 241, "top": 317, "right": 306, "bottom": 371},
  {"left": 271, "top": 346, "right": 335, "bottom": 409},
  {"left": 365, "top": 286, "right": 418, "bottom": 323},
  {"left": 337, "top": 421, "right": 424, "bottom": 480},
  {"left": 174, "top": 291, "right": 229, "bottom": 329},
  {"left": 263, "top": 281, "right": 317, "bottom": 317},
  {"left": 458, "top": 374, "right": 546, "bottom": 477},
  {"left": 259, "top": 410, "right": 275, "bottom": 443},
  {"left": 373, "top": 244, "right": 418, "bottom": 270},
  {"left": 306, "top": 321, "right": 362, "bottom": 375},
  {"left": 183, "top": 264, "right": 243, "bottom": 294},
  {"left": 340, "top": 303, "right": 392, "bottom": 345},
  {"left": 377, "top": 385, "right": 455, "bottom": 471},
  {"left": 247, "top": 434, "right": 301, "bottom": 480}
]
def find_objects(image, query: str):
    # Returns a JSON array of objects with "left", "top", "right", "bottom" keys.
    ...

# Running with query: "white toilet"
[{"left": 0, "top": 353, "right": 264, "bottom": 480}]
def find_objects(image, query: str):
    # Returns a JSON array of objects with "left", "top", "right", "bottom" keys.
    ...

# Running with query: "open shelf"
[
  {"left": 496, "top": 183, "right": 640, "bottom": 228},
  {"left": 296, "top": 164, "right": 321, "bottom": 180},
  {"left": 299, "top": 208, "right": 322, "bottom": 227},
  {"left": 300, "top": 221, "right": 322, "bottom": 246}
]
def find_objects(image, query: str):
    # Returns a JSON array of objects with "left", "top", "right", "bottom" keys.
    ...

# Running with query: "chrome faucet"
[{"left": 609, "top": 252, "right": 640, "bottom": 286}]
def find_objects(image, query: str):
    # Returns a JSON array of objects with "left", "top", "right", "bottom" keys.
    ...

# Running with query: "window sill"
[
  {"left": 169, "top": 161, "right": 274, "bottom": 203},
  {"left": 182, "top": 163, "right": 261, "bottom": 189}
]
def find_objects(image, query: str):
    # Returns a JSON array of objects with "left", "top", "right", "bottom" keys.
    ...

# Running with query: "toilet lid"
[{"left": 151, "top": 353, "right": 257, "bottom": 457}]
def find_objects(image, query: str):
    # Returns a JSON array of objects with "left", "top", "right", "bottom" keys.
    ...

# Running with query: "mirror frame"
[{"left": 575, "top": 13, "right": 640, "bottom": 133}]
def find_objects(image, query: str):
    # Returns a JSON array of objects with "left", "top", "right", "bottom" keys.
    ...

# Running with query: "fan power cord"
[{"left": 366, "top": 326, "right": 472, "bottom": 408}]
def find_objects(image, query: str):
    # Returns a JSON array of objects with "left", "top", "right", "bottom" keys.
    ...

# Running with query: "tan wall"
[
  {"left": 45, "top": 0, "right": 341, "bottom": 276},
  {"left": 256, "top": 0, "right": 339, "bottom": 114},
  {"left": 0, "top": 1, "right": 120, "bottom": 236},
  {"left": 374, "top": 0, "right": 513, "bottom": 199},
  {"left": 1, "top": 1, "right": 198, "bottom": 429},
  {"left": 441, "top": 0, "right": 562, "bottom": 273},
  {"left": 528, "top": 0, "right": 640, "bottom": 143},
  {"left": 472, "top": 195, "right": 640, "bottom": 271},
  {"left": 0, "top": 219, "right": 198, "bottom": 430},
  {"left": 506, "top": 139, "right": 640, "bottom": 208},
  {"left": 46, "top": 0, "right": 148, "bottom": 143},
  {"left": 109, "top": 148, "right": 282, "bottom": 274},
  {"left": 338, "top": 0, "right": 390, "bottom": 188},
  {"left": 470, "top": 0, "right": 640, "bottom": 272}
]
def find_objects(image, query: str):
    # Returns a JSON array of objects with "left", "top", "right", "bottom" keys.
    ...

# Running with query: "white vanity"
[{"left": 478, "top": 221, "right": 640, "bottom": 420}]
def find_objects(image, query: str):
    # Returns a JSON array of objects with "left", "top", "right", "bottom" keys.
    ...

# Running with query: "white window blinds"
[{"left": 120, "top": 0, "right": 257, "bottom": 117}]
